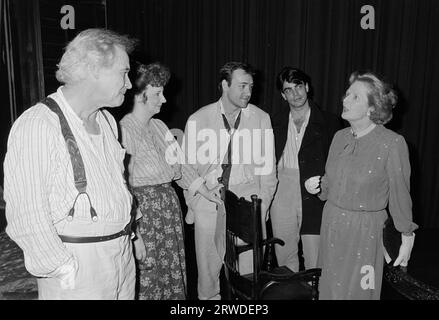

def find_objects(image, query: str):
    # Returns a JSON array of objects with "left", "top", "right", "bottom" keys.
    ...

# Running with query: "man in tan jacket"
[{"left": 182, "top": 61, "right": 277, "bottom": 300}]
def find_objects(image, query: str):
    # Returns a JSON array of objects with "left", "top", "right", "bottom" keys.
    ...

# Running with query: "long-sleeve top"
[
  {"left": 119, "top": 113, "right": 203, "bottom": 194},
  {"left": 319, "top": 125, "right": 418, "bottom": 233},
  {"left": 3, "top": 87, "right": 133, "bottom": 277}
]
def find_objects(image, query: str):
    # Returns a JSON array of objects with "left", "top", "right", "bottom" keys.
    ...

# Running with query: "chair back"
[
  {"left": 219, "top": 178, "right": 321, "bottom": 300},
  {"left": 222, "top": 187, "right": 263, "bottom": 299}
]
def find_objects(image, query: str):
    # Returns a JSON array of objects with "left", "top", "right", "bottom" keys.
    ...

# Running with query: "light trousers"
[
  {"left": 38, "top": 235, "right": 135, "bottom": 300},
  {"left": 301, "top": 234, "right": 320, "bottom": 269},
  {"left": 270, "top": 168, "right": 302, "bottom": 271},
  {"left": 194, "top": 209, "right": 253, "bottom": 300},
  {"left": 271, "top": 168, "right": 321, "bottom": 270}
]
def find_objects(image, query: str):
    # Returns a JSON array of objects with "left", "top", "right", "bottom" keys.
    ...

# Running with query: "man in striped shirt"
[{"left": 3, "top": 29, "right": 138, "bottom": 299}]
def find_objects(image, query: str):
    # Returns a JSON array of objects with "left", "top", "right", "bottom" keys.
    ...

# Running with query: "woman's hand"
[
  {"left": 305, "top": 176, "right": 321, "bottom": 194},
  {"left": 393, "top": 233, "right": 415, "bottom": 267},
  {"left": 133, "top": 232, "right": 147, "bottom": 263}
]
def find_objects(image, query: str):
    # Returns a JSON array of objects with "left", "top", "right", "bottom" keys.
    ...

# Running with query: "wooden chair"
[{"left": 220, "top": 186, "right": 321, "bottom": 300}]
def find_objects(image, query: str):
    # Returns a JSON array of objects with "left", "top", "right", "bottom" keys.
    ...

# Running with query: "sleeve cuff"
[{"left": 187, "top": 177, "right": 205, "bottom": 197}]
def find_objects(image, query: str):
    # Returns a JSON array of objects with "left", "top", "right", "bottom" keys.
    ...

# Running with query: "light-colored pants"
[
  {"left": 194, "top": 208, "right": 253, "bottom": 300},
  {"left": 271, "top": 168, "right": 321, "bottom": 271},
  {"left": 270, "top": 168, "right": 302, "bottom": 272},
  {"left": 38, "top": 234, "right": 135, "bottom": 300},
  {"left": 301, "top": 234, "right": 320, "bottom": 269}
]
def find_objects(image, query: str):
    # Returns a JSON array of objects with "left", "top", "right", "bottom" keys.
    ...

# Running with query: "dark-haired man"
[
  {"left": 182, "top": 62, "right": 277, "bottom": 300},
  {"left": 271, "top": 67, "right": 341, "bottom": 272}
]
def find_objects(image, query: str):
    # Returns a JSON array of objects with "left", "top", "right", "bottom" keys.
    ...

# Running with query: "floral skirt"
[{"left": 132, "top": 183, "right": 186, "bottom": 300}]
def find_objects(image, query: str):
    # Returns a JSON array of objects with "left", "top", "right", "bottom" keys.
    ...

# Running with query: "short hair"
[
  {"left": 218, "top": 61, "right": 255, "bottom": 91},
  {"left": 131, "top": 62, "right": 171, "bottom": 96},
  {"left": 349, "top": 71, "right": 397, "bottom": 125},
  {"left": 276, "top": 67, "right": 311, "bottom": 91},
  {"left": 56, "top": 28, "right": 137, "bottom": 84}
]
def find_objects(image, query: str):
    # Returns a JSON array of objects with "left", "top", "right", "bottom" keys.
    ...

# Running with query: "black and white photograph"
[{"left": 0, "top": 0, "right": 438, "bottom": 308}]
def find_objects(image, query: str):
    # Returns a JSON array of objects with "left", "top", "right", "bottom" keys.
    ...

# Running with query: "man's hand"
[
  {"left": 56, "top": 257, "right": 78, "bottom": 290},
  {"left": 305, "top": 176, "right": 321, "bottom": 194}
]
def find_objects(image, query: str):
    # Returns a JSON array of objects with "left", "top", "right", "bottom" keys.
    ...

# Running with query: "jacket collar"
[
  {"left": 307, "top": 100, "right": 326, "bottom": 125},
  {"left": 218, "top": 98, "right": 251, "bottom": 119},
  {"left": 299, "top": 101, "right": 327, "bottom": 149}
]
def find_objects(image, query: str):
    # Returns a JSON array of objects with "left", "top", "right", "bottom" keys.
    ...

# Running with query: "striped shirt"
[
  {"left": 3, "top": 87, "right": 133, "bottom": 277},
  {"left": 279, "top": 108, "right": 311, "bottom": 169},
  {"left": 119, "top": 113, "right": 203, "bottom": 193}
]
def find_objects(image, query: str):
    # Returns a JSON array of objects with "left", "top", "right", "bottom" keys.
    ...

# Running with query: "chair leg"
[
  {"left": 225, "top": 281, "right": 233, "bottom": 300},
  {"left": 312, "top": 276, "right": 320, "bottom": 300},
  {"left": 222, "top": 266, "right": 233, "bottom": 300}
]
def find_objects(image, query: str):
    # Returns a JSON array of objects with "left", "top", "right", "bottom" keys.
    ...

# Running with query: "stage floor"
[
  {"left": 0, "top": 228, "right": 438, "bottom": 300},
  {"left": 0, "top": 231, "right": 37, "bottom": 299}
]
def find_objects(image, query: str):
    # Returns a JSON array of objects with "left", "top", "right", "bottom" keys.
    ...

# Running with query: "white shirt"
[{"left": 279, "top": 108, "right": 311, "bottom": 169}]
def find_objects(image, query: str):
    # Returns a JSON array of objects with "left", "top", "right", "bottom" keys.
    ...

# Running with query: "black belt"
[{"left": 59, "top": 229, "right": 129, "bottom": 243}]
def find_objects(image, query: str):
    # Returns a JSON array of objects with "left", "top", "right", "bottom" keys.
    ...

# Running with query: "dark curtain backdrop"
[{"left": 106, "top": 0, "right": 439, "bottom": 228}]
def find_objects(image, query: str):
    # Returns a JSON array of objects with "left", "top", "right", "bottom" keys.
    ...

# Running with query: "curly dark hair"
[
  {"left": 276, "top": 67, "right": 311, "bottom": 91},
  {"left": 131, "top": 61, "right": 171, "bottom": 96},
  {"left": 349, "top": 71, "right": 398, "bottom": 125}
]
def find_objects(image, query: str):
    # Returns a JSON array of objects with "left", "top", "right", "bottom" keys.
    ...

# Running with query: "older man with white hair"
[{"left": 3, "top": 28, "right": 138, "bottom": 299}]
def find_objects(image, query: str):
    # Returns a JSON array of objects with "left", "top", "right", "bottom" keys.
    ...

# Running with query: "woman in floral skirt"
[{"left": 120, "top": 62, "right": 221, "bottom": 299}]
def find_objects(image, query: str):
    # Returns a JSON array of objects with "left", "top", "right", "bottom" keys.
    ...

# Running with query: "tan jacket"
[{"left": 182, "top": 100, "right": 278, "bottom": 224}]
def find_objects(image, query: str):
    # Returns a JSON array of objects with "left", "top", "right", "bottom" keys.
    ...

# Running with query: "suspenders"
[
  {"left": 41, "top": 97, "right": 97, "bottom": 222},
  {"left": 42, "top": 98, "right": 87, "bottom": 193},
  {"left": 41, "top": 97, "right": 133, "bottom": 243}
]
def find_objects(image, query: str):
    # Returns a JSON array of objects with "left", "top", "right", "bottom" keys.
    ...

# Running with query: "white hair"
[{"left": 56, "top": 28, "right": 136, "bottom": 84}]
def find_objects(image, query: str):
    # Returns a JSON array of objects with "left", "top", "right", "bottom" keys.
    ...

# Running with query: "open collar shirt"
[{"left": 279, "top": 107, "right": 311, "bottom": 170}]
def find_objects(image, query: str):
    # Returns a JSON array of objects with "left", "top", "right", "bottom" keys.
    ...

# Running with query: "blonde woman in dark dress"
[{"left": 305, "top": 71, "right": 417, "bottom": 299}]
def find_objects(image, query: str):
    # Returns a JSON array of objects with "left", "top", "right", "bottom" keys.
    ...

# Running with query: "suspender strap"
[
  {"left": 40, "top": 97, "right": 134, "bottom": 237},
  {"left": 41, "top": 97, "right": 87, "bottom": 193}
]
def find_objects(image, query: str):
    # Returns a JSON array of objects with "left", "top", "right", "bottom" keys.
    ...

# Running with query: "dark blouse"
[{"left": 320, "top": 125, "right": 418, "bottom": 234}]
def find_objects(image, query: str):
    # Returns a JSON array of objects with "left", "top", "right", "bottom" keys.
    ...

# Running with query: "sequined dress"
[{"left": 317, "top": 125, "right": 417, "bottom": 300}]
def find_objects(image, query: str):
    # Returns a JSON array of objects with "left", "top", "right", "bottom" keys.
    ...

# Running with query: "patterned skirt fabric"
[{"left": 131, "top": 183, "right": 186, "bottom": 300}]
